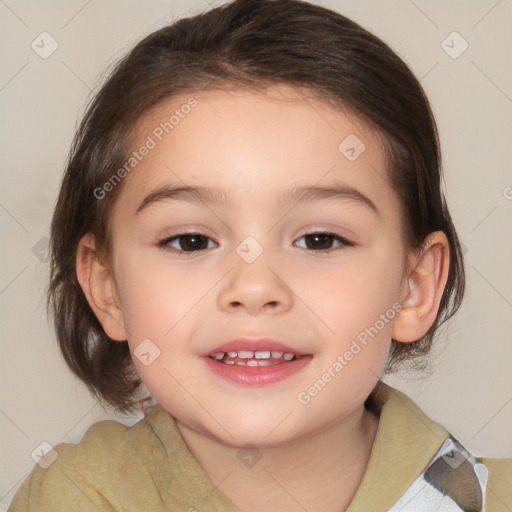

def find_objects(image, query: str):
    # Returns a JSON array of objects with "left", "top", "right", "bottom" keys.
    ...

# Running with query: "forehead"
[{"left": 115, "top": 84, "right": 394, "bottom": 217}]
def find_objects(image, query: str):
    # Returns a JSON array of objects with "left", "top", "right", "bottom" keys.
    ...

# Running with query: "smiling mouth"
[{"left": 208, "top": 350, "right": 303, "bottom": 366}]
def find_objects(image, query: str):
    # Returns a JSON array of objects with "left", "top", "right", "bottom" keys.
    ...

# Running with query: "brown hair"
[{"left": 48, "top": 0, "right": 465, "bottom": 414}]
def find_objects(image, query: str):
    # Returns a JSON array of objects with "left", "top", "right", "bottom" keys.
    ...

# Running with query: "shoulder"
[
  {"left": 421, "top": 437, "right": 512, "bottom": 512},
  {"left": 478, "top": 455, "right": 512, "bottom": 511},
  {"left": 7, "top": 420, "right": 126, "bottom": 511},
  {"left": 8, "top": 408, "right": 170, "bottom": 511},
  {"left": 370, "top": 382, "right": 511, "bottom": 511},
  {"left": 386, "top": 435, "right": 511, "bottom": 512}
]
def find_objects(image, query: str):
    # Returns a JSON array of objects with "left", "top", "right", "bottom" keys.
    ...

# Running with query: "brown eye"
[
  {"left": 294, "top": 232, "right": 353, "bottom": 253},
  {"left": 159, "top": 233, "right": 217, "bottom": 255}
]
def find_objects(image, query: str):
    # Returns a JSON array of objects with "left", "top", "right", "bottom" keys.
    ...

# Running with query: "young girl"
[{"left": 8, "top": 0, "right": 511, "bottom": 510}]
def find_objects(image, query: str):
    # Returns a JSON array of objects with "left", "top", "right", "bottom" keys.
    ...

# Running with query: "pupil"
[
  {"left": 306, "top": 233, "right": 331, "bottom": 250},
  {"left": 181, "top": 234, "right": 206, "bottom": 251}
]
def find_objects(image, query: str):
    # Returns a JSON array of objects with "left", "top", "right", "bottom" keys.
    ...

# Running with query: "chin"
[{"left": 213, "top": 411, "right": 315, "bottom": 448}]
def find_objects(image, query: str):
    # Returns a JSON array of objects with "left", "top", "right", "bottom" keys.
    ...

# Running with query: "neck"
[{"left": 176, "top": 405, "right": 380, "bottom": 512}]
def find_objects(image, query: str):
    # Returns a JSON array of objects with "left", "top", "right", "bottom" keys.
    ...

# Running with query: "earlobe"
[
  {"left": 392, "top": 231, "right": 450, "bottom": 343},
  {"left": 75, "top": 234, "right": 127, "bottom": 342}
]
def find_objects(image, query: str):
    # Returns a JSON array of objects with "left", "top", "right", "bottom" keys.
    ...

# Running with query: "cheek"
[
  {"left": 116, "top": 260, "right": 202, "bottom": 403},
  {"left": 307, "top": 247, "right": 403, "bottom": 351},
  {"left": 115, "top": 255, "right": 201, "bottom": 339}
]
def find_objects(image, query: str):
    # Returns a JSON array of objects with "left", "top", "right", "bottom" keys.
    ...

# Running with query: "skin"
[{"left": 77, "top": 84, "right": 450, "bottom": 512}]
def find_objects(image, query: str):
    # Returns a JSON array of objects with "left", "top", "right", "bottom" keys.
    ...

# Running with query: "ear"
[
  {"left": 75, "top": 233, "right": 127, "bottom": 341},
  {"left": 392, "top": 231, "right": 450, "bottom": 342}
]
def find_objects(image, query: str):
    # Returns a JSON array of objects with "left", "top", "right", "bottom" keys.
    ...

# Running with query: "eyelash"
[{"left": 157, "top": 231, "right": 354, "bottom": 257}]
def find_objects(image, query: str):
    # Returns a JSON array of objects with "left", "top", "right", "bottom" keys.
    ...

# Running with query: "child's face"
[{"left": 107, "top": 84, "right": 410, "bottom": 446}]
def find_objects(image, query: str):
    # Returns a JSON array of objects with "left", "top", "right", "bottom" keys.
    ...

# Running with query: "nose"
[{"left": 218, "top": 254, "right": 294, "bottom": 315}]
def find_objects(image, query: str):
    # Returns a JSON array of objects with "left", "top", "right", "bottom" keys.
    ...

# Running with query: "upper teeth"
[{"left": 213, "top": 350, "right": 295, "bottom": 360}]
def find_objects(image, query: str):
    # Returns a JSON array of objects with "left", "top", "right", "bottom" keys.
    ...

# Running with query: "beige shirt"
[{"left": 7, "top": 382, "right": 511, "bottom": 511}]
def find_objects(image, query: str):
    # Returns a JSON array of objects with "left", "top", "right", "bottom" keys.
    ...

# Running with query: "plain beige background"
[{"left": 1, "top": 0, "right": 511, "bottom": 508}]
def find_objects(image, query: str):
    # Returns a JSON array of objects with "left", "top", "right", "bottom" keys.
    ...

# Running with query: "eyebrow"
[{"left": 135, "top": 182, "right": 381, "bottom": 218}]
